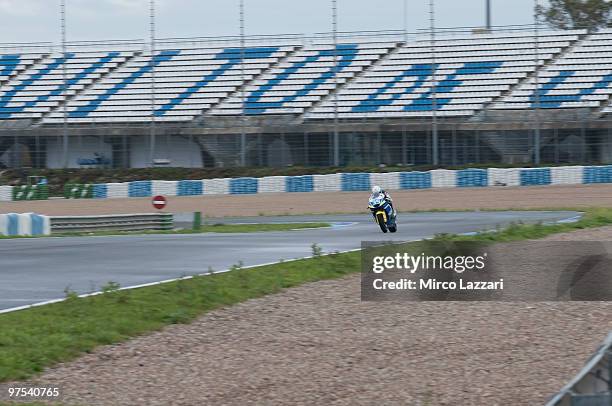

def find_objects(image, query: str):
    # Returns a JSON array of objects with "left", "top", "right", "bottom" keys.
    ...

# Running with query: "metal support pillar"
[
  {"left": 533, "top": 0, "right": 542, "bottom": 165},
  {"left": 61, "top": 0, "right": 68, "bottom": 168},
  {"left": 240, "top": 0, "right": 247, "bottom": 167},
  {"left": 149, "top": 0, "right": 157, "bottom": 167},
  {"left": 332, "top": 0, "right": 340, "bottom": 166},
  {"left": 430, "top": 0, "right": 439, "bottom": 166}
]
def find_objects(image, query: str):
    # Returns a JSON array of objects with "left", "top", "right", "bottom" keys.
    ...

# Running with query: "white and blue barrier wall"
[
  {"left": 81, "top": 165, "right": 612, "bottom": 199},
  {"left": 0, "top": 186, "right": 13, "bottom": 201},
  {"left": 0, "top": 185, "right": 49, "bottom": 201},
  {"left": 0, "top": 213, "right": 51, "bottom": 236}
]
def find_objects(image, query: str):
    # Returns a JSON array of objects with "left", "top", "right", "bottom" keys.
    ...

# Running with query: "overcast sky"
[{"left": 0, "top": 0, "right": 542, "bottom": 44}]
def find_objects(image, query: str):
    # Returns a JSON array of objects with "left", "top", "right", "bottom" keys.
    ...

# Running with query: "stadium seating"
[
  {"left": 5, "top": 28, "right": 612, "bottom": 124},
  {"left": 308, "top": 30, "right": 585, "bottom": 119},
  {"left": 494, "top": 28, "right": 612, "bottom": 110},
  {"left": 0, "top": 54, "right": 35, "bottom": 84},
  {"left": 44, "top": 46, "right": 295, "bottom": 123},
  {"left": 0, "top": 51, "right": 133, "bottom": 120},
  {"left": 210, "top": 42, "right": 396, "bottom": 115}
]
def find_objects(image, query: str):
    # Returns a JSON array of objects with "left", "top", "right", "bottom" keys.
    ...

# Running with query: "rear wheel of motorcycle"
[{"left": 376, "top": 213, "right": 388, "bottom": 233}]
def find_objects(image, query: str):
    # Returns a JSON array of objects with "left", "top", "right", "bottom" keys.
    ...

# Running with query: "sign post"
[{"left": 152, "top": 195, "right": 167, "bottom": 210}]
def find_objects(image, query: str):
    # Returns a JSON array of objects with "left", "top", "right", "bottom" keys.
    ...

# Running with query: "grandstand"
[{"left": 0, "top": 27, "right": 611, "bottom": 168}]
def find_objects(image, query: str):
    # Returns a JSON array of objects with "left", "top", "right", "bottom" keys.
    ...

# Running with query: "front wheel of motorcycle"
[{"left": 376, "top": 213, "right": 388, "bottom": 233}]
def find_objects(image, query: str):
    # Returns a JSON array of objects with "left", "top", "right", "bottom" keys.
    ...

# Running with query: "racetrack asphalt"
[{"left": 0, "top": 211, "right": 578, "bottom": 312}]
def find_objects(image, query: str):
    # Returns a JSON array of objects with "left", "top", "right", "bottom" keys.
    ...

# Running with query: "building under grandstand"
[{"left": 0, "top": 27, "right": 611, "bottom": 168}]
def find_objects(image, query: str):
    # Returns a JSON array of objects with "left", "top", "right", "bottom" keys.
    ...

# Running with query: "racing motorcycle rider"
[{"left": 371, "top": 185, "right": 397, "bottom": 221}]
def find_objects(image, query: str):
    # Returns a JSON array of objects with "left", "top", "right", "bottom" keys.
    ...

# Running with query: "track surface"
[{"left": 0, "top": 211, "right": 577, "bottom": 311}]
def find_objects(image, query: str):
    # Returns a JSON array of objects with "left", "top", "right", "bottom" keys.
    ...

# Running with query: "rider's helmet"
[{"left": 371, "top": 185, "right": 382, "bottom": 195}]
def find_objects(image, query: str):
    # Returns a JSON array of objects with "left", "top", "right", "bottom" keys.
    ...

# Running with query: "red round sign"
[{"left": 152, "top": 195, "right": 167, "bottom": 210}]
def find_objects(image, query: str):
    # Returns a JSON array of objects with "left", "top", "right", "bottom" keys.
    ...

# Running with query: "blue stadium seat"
[
  {"left": 0, "top": 54, "right": 20, "bottom": 79},
  {"left": 70, "top": 51, "right": 178, "bottom": 118},
  {"left": 155, "top": 47, "right": 279, "bottom": 117},
  {"left": 244, "top": 44, "right": 360, "bottom": 115}
]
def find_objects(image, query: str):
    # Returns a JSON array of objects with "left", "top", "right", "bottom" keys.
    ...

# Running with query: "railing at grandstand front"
[
  {"left": 309, "top": 29, "right": 408, "bottom": 44},
  {"left": 0, "top": 41, "right": 54, "bottom": 54},
  {"left": 155, "top": 33, "right": 306, "bottom": 49},
  {"left": 303, "top": 25, "right": 581, "bottom": 45},
  {"left": 60, "top": 39, "right": 146, "bottom": 52},
  {"left": 0, "top": 24, "right": 589, "bottom": 54},
  {"left": 412, "top": 24, "right": 584, "bottom": 41}
]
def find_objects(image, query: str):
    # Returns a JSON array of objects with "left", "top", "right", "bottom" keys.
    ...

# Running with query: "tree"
[{"left": 536, "top": 0, "right": 612, "bottom": 30}]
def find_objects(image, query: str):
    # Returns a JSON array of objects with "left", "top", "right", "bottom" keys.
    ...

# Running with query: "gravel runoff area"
[
  {"left": 19, "top": 226, "right": 612, "bottom": 406},
  {"left": 1, "top": 183, "right": 611, "bottom": 217}
]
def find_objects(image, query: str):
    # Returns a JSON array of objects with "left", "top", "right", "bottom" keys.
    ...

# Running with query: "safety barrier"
[
  {"left": 0, "top": 213, "right": 51, "bottom": 236},
  {"left": 64, "top": 184, "right": 93, "bottom": 199},
  {"left": 1, "top": 166, "right": 608, "bottom": 201},
  {"left": 0, "top": 185, "right": 49, "bottom": 201},
  {"left": 0, "top": 186, "right": 12, "bottom": 202},
  {"left": 62, "top": 165, "right": 612, "bottom": 199},
  {"left": 50, "top": 213, "right": 174, "bottom": 234},
  {"left": 12, "top": 185, "right": 48, "bottom": 201}
]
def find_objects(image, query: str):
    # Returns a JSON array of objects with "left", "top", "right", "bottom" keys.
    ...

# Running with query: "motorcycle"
[{"left": 368, "top": 193, "right": 397, "bottom": 233}]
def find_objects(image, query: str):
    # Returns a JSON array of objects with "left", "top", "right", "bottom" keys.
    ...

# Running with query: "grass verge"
[
  {"left": 435, "top": 207, "right": 608, "bottom": 242},
  {"left": 0, "top": 222, "right": 330, "bottom": 240},
  {"left": 1, "top": 208, "right": 611, "bottom": 384},
  {"left": 0, "top": 250, "right": 359, "bottom": 383}
]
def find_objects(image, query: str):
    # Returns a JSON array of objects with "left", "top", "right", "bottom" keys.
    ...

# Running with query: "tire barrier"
[
  {"left": 0, "top": 186, "right": 12, "bottom": 202},
  {"left": 0, "top": 213, "right": 51, "bottom": 236},
  {"left": 11, "top": 185, "right": 48, "bottom": 201},
  {"left": 64, "top": 184, "right": 94, "bottom": 199},
  {"left": 60, "top": 165, "right": 612, "bottom": 199}
]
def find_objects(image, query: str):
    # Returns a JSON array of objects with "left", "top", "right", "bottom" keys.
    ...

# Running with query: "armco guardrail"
[
  {"left": 50, "top": 213, "right": 174, "bottom": 234},
  {"left": 62, "top": 165, "right": 612, "bottom": 200}
]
